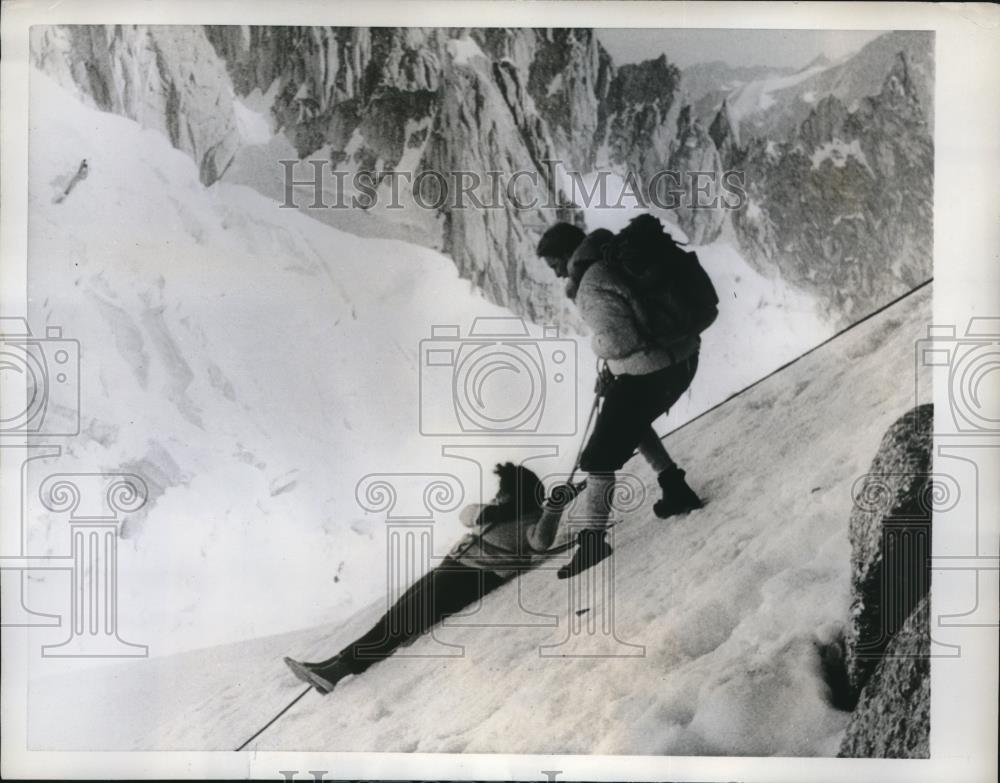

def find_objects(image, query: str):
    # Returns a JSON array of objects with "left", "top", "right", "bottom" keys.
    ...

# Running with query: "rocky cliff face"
[
  {"left": 708, "top": 98, "right": 741, "bottom": 169},
  {"left": 731, "top": 52, "right": 933, "bottom": 325},
  {"left": 30, "top": 25, "right": 932, "bottom": 329},
  {"left": 462, "top": 28, "right": 615, "bottom": 174},
  {"left": 839, "top": 595, "right": 930, "bottom": 758},
  {"left": 844, "top": 404, "right": 933, "bottom": 692},
  {"left": 420, "top": 39, "right": 580, "bottom": 326},
  {"left": 666, "top": 106, "right": 727, "bottom": 245},
  {"left": 596, "top": 55, "right": 682, "bottom": 175},
  {"left": 205, "top": 26, "right": 445, "bottom": 169},
  {"left": 836, "top": 404, "right": 933, "bottom": 757},
  {"left": 30, "top": 25, "right": 242, "bottom": 185}
]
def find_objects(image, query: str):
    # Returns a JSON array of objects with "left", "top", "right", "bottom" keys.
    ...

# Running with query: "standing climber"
[{"left": 537, "top": 214, "right": 717, "bottom": 579}]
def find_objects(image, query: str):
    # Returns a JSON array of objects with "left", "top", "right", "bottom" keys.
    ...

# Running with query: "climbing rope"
[{"left": 234, "top": 685, "right": 312, "bottom": 751}]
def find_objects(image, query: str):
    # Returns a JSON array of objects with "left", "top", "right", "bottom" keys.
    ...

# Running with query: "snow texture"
[
  {"left": 30, "top": 279, "right": 932, "bottom": 754},
  {"left": 230, "top": 84, "right": 277, "bottom": 145},
  {"left": 447, "top": 37, "right": 486, "bottom": 66},
  {"left": 810, "top": 138, "right": 872, "bottom": 174},
  {"left": 728, "top": 64, "right": 830, "bottom": 122},
  {"left": 24, "top": 70, "right": 931, "bottom": 755}
]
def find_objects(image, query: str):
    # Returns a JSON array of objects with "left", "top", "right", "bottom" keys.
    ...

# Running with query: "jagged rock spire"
[
  {"left": 709, "top": 98, "right": 740, "bottom": 150},
  {"left": 880, "top": 51, "right": 921, "bottom": 116}
]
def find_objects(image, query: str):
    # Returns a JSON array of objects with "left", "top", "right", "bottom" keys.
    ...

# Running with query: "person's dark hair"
[
  {"left": 494, "top": 462, "right": 545, "bottom": 512},
  {"left": 536, "top": 222, "right": 585, "bottom": 259},
  {"left": 474, "top": 462, "right": 545, "bottom": 527}
]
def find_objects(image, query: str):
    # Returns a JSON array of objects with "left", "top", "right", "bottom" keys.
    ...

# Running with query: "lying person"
[{"left": 284, "top": 463, "right": 577, "bottom": 694}]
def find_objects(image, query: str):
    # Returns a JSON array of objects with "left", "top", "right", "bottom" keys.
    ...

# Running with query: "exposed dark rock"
[
  {"left": 708, "top": 98, "right": 742, "bottom": 170},
  {"left": 816, "top": 631, "right": 857, "bottom": 713},
  {"left": 732, "top": 52, "right": 932, "bottom": 326},
  {"left": 420, "top": 39, "right": 580, "bottom": 326},
  {"left": 845, "top": 403, "right": 933, "bottom": 693},
  {"left": 597, "top": 54, "right": 683, "bottom": 178},
  {"left": 839, "top": 595, "right": 930, "bottom": 758},
  {"left": 204, "top": 26, "right": 445, "bottom": 165},
  {"left": 667, "top": 106, "right": 726, "bottom": 245},
  {"left": 31, "top": 26, "right": 933, "bottom": 332},
  {"left": 521, "top": 29, "right": 613, "bottom": 171}
]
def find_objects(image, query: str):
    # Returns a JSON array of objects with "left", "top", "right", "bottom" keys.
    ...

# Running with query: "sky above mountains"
[{"left": 596, "top": 28, "right": 884, "bottom": 70}]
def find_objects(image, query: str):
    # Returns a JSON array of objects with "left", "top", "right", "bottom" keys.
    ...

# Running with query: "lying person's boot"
[
  {"left": 557, "top": 528, "right": 613, "bottom": 580},
  {"left": 653, "top": 467, "right": 703, "bottom": 519},
  {"left": 283, "top": 655, "right": 353, "bottom": 695}
]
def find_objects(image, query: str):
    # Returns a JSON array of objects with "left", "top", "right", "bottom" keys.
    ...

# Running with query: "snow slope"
[
  {"left": 29, "top": 282, "right": 932, "bottom": 754},
  {"left": 22, "top": 70, "right": 837, "bottom": 664}
]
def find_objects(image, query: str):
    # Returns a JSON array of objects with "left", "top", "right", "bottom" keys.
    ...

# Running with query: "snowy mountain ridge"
[{"left": 29, "top": 25, "right": 933, "bottom": 329}]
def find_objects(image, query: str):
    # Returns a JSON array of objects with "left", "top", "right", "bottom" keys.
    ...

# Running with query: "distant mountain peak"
[
  {"left": 884, "top": 51, "right": 916, "bottom": 99},
  {"left": 798, "top": 53, "right": 832, "bottom": 73}
]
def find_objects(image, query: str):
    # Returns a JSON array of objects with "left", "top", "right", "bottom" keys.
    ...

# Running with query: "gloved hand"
[
  {"left": 544, "top": 479, "right": 586, "bottom": 511},
  {"left": 594, "top": 363, "right": 616, "bottom": 396}
]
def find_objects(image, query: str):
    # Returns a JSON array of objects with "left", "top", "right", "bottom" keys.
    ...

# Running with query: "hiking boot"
[
  {"left": 557, "top": 529, "right": 613, "bottom": 580},
  {"left": 653, "top": 467, "right": 703, "bottom": 519},
  {"left": 283, "top": 655, "right": 353, "bottom": 695}
]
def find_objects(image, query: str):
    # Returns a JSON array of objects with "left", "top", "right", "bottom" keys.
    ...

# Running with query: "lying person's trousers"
[{"left": 340, "top": 556, "right": 507, "bottom": 674}]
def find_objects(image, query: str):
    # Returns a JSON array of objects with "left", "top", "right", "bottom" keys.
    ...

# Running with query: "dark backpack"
[{"left": 605, "top": 215, "right": 719, "bottom": 344}]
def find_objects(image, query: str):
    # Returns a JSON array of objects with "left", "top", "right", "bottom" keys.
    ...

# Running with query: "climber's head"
[{"left": 537, "top": 222, "right": 585, "bottom": 279}]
